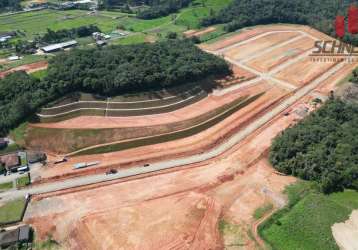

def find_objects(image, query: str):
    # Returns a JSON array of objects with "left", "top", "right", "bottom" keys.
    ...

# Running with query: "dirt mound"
[{"left": 332, "top": 210, "right": 358, "bottom": 250}]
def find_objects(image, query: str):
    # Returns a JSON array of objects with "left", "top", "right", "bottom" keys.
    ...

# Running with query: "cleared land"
[
  {"left": 23, "top": 25, "right": 358, "bottom": 176},
  {"left": 274, "top": 57, "right": 339, "bottom": 88},
  {"left": 18, "top": 25, "right": 358, "bottom": 249},
  {"left": 223, "top": 32, "right": 300, "bottom": 61},
  {"left": 246, "top": 36, "right": 315, "bottom": 73},
  {"left": 0, "top": 61, "right": 48, "bottom": 78},
  {"left": 25, "top": 103, "right": 299, "bottom": 248}
]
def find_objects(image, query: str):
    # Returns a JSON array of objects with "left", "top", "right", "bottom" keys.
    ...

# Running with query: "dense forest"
[
  {"left": 350, "top": 67, "right": 358, "bottom": 83},
  {"left": 0, "top": 40, "right": 230, "bottom": 136},
  {"left": 201, "top": 0, "right": 358, "bottom": 45},
  {"left": 137, "top": 0, "right": 192, "bottom": 19},
  {"left": 100, "top": 0, "right": 192, "bottom": 18},
  {"left": 270, "top": 99, "right": 358, "bottom": 193},
  {"left": 40, "top": 25, "right": 100, "bottom": 44},
  {"left": 46, "top": 39, "right": 229, "bottom": 95},
  {"left": 0, "top": 0, "right": 21, "bottom": 11}
]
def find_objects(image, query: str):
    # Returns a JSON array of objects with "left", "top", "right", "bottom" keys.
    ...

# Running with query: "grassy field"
[
  {"left": 0, "top": 10, "right": 125, "bottom": 39},
  {"left": 0, "top": 198, "right": 26, "bottom": 224},
  {"left": 9, "top": 122, "right": 28, "bottom": 147},
  {"left": 1, "top": 54, "right": 48, "bottom": 71},
  {"left": 253, "top": 203, "right": 273, "bottom": 220},
  {"left": 0, "top": 144, "right": 21, "bottom": 155},
  {"left": 260, "top": 182, "right": 358, "bottom": 250},
  {"left": 0, "top": 0, "right": 231, "bottom": 41},
  {"left": 0, "top": 182, "right": 13, "bottom": 191},
  {"left": 30, "top": 69, "right": 48, "bottom": 79},
  {"left": 16, "top": 174, "right": 30, "bottom": 189},
  {"left": 219, "top": 219, "right": 246, "bottom": 248}
]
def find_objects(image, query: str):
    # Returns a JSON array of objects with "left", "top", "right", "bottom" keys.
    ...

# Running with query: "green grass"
[
  {"left": 0, "top": 182, "right": 13, "bottom": 191},
  {"left": 9, "top": 122, "right": 28, "bottom": 146},
  {"left": 16, "top": 174, "right": 30, "bottom": 189},
  {"left": 1, "top": 54, "right": 48, "bottom": 71},
  {"left": 219, "top": 219, "right": 246, "bottom": 248},
  {"left": 33, "top": 236, "right": 60, "bottom": 250},
  {"left": 30, "top": 69, "right": 48, "bottom": 80},
  {"left": 0, "top": 0, "right": 232, "bottom": 44},
  {"left": 253, "top": 203, "right": 274, "bottom": 220},
  {"left": 176, "top": 0, "right": 233, "bottom": 29},
  {"left": 110, "top": 33, "right": 147, "bottom": 45},
  {"left": 260, "top": 182, "right": 358, "bottom": 250},
  {"left": 0, "top": 198, "right": 26, "bottom": 224},
  {"left": 0, "top": 144, "right": 21, "bottom": 155},
  {"left": 0, "top": 9, "right": 124, "bottom": 39}
]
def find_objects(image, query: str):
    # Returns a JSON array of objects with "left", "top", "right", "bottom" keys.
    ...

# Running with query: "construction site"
[{"left": 1, "top": 24, "right": 357, "bottom": 249}]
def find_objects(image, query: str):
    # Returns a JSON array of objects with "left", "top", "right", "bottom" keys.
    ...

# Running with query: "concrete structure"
[
  {"left": 0, "top": 225, "right": 30, "bottom": 248},
  {"left": 41, "top": 40, "right": 77, "bottom": 53}
]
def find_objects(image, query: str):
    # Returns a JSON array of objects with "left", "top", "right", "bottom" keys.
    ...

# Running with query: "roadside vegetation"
[
  {"left": 16, "top": 174, "right": 30, "bottom": 188},
  {"left": 0, "top": 181, "right": 13, "bottom": 191},
  {"left": 0, "top": 198, "right": 26, "bottom": 224},
  {"left": 259, "top": 182, "right": 358, "bottom": 250},
  {"left": 253, "top": 203, "right": 273, "bottom": 220},
  {"left": 0, "top": 0, "right": 21, "bottom": 12},
  {"left": 270, "top": 99, "right": 358, "bottom": 193}
]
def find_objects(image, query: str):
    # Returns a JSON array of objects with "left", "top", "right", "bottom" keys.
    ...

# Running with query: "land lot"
[
  {"left": 246, "top": 36, "right": 315, "bottom": 73},
  {"left": 274, "top": 57, "right": 338, "bottom": 88},
  {"left": 21, "top": 25, "right": 358, "bottom": 249},
  {"left": 224, "top": 32, "right": 300, "bottom": 61},
  {"left": 25, "top": 102, "right": 299, "bottom": 248}
]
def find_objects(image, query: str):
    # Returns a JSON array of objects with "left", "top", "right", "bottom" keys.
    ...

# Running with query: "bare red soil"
[
  {"left": 0, "top": 61, "right": 48, "bottom": 78},
  {"left": 24, "top": 25, "right": 358, "bottom": 249}
]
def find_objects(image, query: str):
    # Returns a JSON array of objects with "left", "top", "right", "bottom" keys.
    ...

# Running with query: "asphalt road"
[{"left": 0, "top": 60, "right": 345, "bottom": 202}]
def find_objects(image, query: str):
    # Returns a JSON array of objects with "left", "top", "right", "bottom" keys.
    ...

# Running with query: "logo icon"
[{"left": 336, "top": 4, "right": 358, "bottom": 38}]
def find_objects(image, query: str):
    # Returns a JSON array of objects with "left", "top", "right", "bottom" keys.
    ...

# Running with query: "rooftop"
[{"left": 41, "top": 40, "right": 77, "bottom": 53}]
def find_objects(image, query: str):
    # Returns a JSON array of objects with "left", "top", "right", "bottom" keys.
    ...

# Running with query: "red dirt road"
[{"left": 0, "top": 61, "right": 48, "bottom": 78}]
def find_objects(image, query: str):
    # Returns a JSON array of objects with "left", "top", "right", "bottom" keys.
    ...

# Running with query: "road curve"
[{"left": 0, "top": 61, "right": 346, "bottom": 202}]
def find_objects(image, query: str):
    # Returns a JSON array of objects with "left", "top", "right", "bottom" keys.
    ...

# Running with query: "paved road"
[
  {"left": 0, "top": 30, "right": 346, "bottom": 201},
  {"left": 0, "top": 60, "right": 345, "bottom": 202}
]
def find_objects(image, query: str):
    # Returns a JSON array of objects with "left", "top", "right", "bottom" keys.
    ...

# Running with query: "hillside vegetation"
[
  {"left": 260, "top": 182, "right": 358, "bottom": 250},
  {"left": 270, "top": 99, "right": 358, "bottom": 193},
  {"left": 201, "top": 0, "right": 358, "bottom": 45},
  {"left": 0, "top": 40, "right": 230, "bottom": 136},
  {"left": 0, "top": 0, "right": 21, "bottom": 11}
]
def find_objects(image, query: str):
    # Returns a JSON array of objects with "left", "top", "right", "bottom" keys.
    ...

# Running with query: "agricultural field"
[
  {"left": 0, "top": 9, "right": 125, "bottom": 39},
  {"left": 0, "top": 0, "right": 231, "bottom": 41},
  {"left": 260, "top": 183, "right": 358, "bottom": 250}
]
